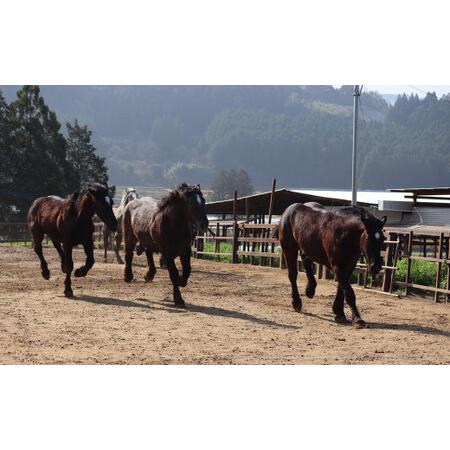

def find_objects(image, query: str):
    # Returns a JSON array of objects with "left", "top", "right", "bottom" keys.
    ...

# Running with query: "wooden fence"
[
  {"left": 0, "top": 222, "right": 105, "bottom": 247},
  {"left": 193, "top": 221, "right": 450, "bottom": 302},
  {"left": 2, "top": 221, "right": 449, "bottom": 302}
]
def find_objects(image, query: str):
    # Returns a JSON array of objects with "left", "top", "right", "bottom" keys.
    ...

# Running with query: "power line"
[{"left": 407, "top": 85, "right": 430, "bottom": 95}]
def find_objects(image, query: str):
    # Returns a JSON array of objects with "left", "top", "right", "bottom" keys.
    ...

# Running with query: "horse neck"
[
  {"left": 359, "top": 227, "right": 369, "bottom": 254},
  {"left": 74, "top": 193, "right": 95, "bottom": 222},
  {"left": 118, "top": 191, "right": 128, "bottom": 210},
  {"left": 162, "top": 198, "right": 191, "bottom": 232}
]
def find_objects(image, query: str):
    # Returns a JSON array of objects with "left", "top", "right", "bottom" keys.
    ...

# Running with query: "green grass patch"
[{"left": 395, "top": 258, "right": 448, "bottom": 289}]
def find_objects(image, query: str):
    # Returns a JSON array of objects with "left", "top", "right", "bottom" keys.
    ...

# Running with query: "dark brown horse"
[
  {"left": 277, "top": 202, "right": 386, "bottom": 328},
  {"left": 122, "top": 183, "right": 208, "bottom": 307},
  {"left": 27, "top": 183, "right": 117, "bottom": 298}
]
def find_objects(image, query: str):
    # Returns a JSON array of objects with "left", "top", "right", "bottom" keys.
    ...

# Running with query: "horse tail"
[{"left": 272, "top": 225, "right": 279, "bottom": 241}]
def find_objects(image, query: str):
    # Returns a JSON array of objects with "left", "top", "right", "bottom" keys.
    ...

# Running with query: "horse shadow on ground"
[
  {"left": 76, "top": 294, "right": 301, "bottom": 330},
  {"left": 301, "top": 310, "right": 450, "bottom": 337},
  {"left": 76, "top": 294, "right": 153, "bottom": 310},
  {"left": 139, "top": 298, "right": 301, "bottom": 330},
  {"left": 367, "top": 321, "right": 450, "bottom": 338}
]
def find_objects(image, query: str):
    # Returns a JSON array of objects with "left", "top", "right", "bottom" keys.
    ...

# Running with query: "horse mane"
[
  {"left": 337, "top": 206, "right": 376, "bottom": 222},
  {"left": 157, "top": 183, "right": 200, "bottom": 211},
  {"left": 118, "top": 189, "right": 130, "bottom": 209},
  {"left": 336, "top": 205, "right": 382, "bottom": 231},
  {"left": 68, "top": 182, "right": 108, "bottom": 209}
]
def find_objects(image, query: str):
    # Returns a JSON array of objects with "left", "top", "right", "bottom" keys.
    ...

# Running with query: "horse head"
[
  {"left": 125, "top": 187, "right": 138, "bottom": 203},
  {"left": 179, "top": 183, "right": 209, "bottom": 233},
  {"left": 360, "top": 211, "right": 387, "bottom": 276},
  {"left": 86, "top": 183, "right": 118, "bottom": 232}
]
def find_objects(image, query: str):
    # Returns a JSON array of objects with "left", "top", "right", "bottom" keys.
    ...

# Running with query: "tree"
[
  {"left": 66, "top": 119, "right": 110, "bottom": 187},
  {"left": 210, "top": 169, "right": 254, "bottom": 201},
  {"left": 7, "top": 85, "right": 78, "bottom": 216},
  {"left": 0, "top": 90, "right": 15, "bottom": 220}
]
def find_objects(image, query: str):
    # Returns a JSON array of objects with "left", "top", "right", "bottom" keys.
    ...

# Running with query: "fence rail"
[
  {"left": 2, "top": 221, "right": 449, "bottom": 302},
  {"left": 0, "top": 222, "right": 105, "bottom": 247},
  {"left": 193, "top": 220, "right": 450, "bottom": 302}
]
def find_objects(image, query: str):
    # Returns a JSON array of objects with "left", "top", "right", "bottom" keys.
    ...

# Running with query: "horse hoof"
[
  {"left": 174, "top": 300, "right": 186, "bottom": 308},
  {"left": 292, "top": 302, "right": 302, "bottom": 313},
  {"left": 353, "top": 318, "right": 367, "bottom": 329},
  {"left": 61, "top": 266, "right": 67, "bottom": 274},
  {"left": 74, "top": 268, "right": 85, "bottom": 277},
  {"left": 42, "top": 270, "right": 50, "bottom": 280},
  {"left": 334, "top": 315, "right": 350, "bottom": 324},
  {"left": 64, "top": 290, "right": 74, "bottom": 298},
  {"left": 124, "top": 273, "right": 133, "bottom": 283},
  {"left": 305, "top": 285, "right": 316, "bottom": 299},
  {"left": 144, "top": 272, "right": 155, "bottom": 282}
]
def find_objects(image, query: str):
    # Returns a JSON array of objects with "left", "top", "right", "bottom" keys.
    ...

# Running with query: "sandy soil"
[{"left": 0, "top": 244, "right": 449, "bottom": 364}]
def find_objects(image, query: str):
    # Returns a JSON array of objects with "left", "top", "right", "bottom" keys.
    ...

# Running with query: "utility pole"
[{"left": 351, "top": 85, "right": 360, "bottom": 206}]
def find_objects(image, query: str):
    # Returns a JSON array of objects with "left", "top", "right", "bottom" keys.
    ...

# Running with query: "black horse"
[
  {"left": 277, "top": 202, "right": 386, "bottom": 328},
  {"left": 27, "top": 183, "right": 117, "bottom": 298}
]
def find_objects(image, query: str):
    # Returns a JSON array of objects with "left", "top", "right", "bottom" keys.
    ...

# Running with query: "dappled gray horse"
[{"left": 103, "top": 187, "right": 138, "bottom": 263}]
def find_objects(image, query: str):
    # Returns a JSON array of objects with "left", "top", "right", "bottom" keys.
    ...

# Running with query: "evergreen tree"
[
  {"left": 0, "top": 90, "right": 13, "bottom": 189},
  {"left": 0, "top": 90, "right": 15, "bottom": 220},
  {"left": 66, "top": 119, "right": 109, "bottom": 187},
  {"left": 210, "top": 169, "right": 254, "bottom": 201},
  {"left": 9, "top": 85, "right": 78, "bottom": 198}
]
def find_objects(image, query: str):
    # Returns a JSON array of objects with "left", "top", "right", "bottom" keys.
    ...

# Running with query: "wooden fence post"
[
  {"left": 405, "top": 231, "right": 413, "bottom": 296},
  {"left": 382, "top": 232, "right": 394, "bottom": 292},
  {"left": 434, "top": 232, "right": 444, "bottom": 302},
  {"left": 232, "top": 190, "right": 238, "bottom": 264},
  {"left": 267, "top": 178, "right": 276, "bottom": 266}
]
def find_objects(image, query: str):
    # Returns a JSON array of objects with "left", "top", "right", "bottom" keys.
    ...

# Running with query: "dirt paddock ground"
[{"left": 0, "top": 244, "right": 449, "bottom": 364}]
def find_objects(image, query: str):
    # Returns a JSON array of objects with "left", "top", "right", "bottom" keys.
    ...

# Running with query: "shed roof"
[
  {"left": 390, "top": 187, "right": 450, "bottom": 196},
  {"left": 205, "top": 188, "right": 372, "bottom": 215}
]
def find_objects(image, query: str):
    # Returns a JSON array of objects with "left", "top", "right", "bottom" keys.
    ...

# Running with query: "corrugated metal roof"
[{"left": 291, "top": 189, "right": 409, "bottom": 205}]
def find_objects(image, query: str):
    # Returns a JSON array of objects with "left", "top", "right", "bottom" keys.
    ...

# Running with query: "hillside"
[{"left": 2, "top": 85, "right": 449, "bottom": 190}]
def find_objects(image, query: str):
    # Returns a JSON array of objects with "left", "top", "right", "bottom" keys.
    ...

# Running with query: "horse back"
[
  {"left": 122, "top": 198, "right": 159, "bottom": 247},
  {"left": 28, "top": 195, "right": 81, "bottom": 242}
]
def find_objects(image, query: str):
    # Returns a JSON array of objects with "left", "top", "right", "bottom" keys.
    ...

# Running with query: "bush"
[{"left": 395, "top": 259, "right": 448, "bottom": 288}]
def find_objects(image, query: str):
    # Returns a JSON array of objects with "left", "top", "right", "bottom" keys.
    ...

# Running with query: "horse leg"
[
  {"left": 144, "top": 249, "right": 157, "bottom": 282},
  {"left": 124, "top": 235, "right": 136, "bottom": 282},
  {"left": 283, "top": 245, "right": 302, "bottom": 312},
  {"left": 301, "top": 254, "right": 317, "bottom": 299},
  {"left": 114, "top": 230, "right": 124, "bottom": 265},
  {"left": 335, "top": 271, "right": 366, "bottom": 328},
  {"left": 103, "top": 229, "right": 109, "bottom": 262},
  {"left": 74, "top": 238, "right": 94, "bottom": 277},
  {"left": 332, "top": 285, "right": 349, "bottom": 324},
  {"left": 179, "top": 248, "right": 192, "bottom": 287},
  {"left": 63, "top": 243, "right": 74, "bottom": 298},
  {"left": 33, "top": 230, "right": 50, "bottom": 280},
  {"left": 52, "top": 240, "right": 66, "bottom": 273},
  {"left": 166, "top": 257, "right": 185, "bottom": 307}
]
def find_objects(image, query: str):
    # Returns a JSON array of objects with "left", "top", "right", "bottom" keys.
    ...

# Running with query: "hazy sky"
[{"left": 364, "top": 85, "right": 450, "bottom": 97}]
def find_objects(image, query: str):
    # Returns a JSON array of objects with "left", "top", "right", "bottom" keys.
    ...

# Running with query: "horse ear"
[
  {"left": 360, "top": 210, "right": 367, "bottom": 225},
  {"left": 381, "top": 216, "right": 387, "bottom": 226}
]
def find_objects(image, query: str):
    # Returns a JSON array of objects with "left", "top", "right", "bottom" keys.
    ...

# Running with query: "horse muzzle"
[
  {"left": 197, "top": 219, "right": 209, "bottom": 234},
  {"left": 370, "top": 261, "right": 383, "bottom": 277}
]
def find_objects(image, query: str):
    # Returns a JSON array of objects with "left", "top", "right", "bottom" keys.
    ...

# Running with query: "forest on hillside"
[{"left": 1, "top": 85, "right": 450, "bottom": 192}]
